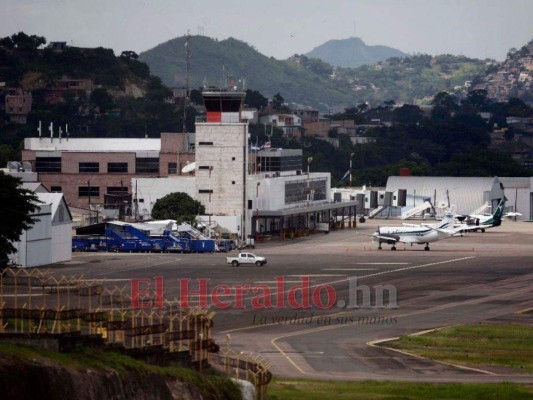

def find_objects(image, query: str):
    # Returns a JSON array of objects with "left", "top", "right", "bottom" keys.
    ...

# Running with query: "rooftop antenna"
[
  {"left": 353, "top": 20, "right": 356, "bottom": 37},
  {"left": 49, "top": 122, "right": 53, "bottom": 142},
  {"left": 58, "top": 125, "right": 62, "bottom": 142},
  {"left": 37, "top": 120, "right": 42, "bottom": 140},
  {"left": 183, "top": 30, "right": 191, "bottom": 134},
  {"left": 65, "top": 123, "right": 69, "bottom": 141}
]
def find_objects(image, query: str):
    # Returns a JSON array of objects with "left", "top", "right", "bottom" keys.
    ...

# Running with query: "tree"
[
  {"left": 190, "top": 89, "right": 204, "bottom": 105},
  {"left": 461, "top": 89, "right": 491, "bottom": 112},
  {"left": 0, "top": 172, "right": 39, "bottom": 263},
  {"left": 0, "top": 36, "right": 14, "bottom": 49},
  {"left": 431, "top": 91, "right": 458, "bottom": 121},
  {"left": 0, "top": 144, "right": 16, "bottom": 167},
  {"left": 120, "top": 50, "right": 139, "bottom": 60},
  {"left": 90, "top": 88, "right": 115, "bottom": 113},
  {"left": 151, "top": 192, "right": 205, "bottom": 222},
  {"left": 10, "top": 32, "right": 46, "bottom": 50},
  {"left": 245, "top": 89, "right": 268, "bottom": 110},
  {"left": 392, "top": 104, "right": 424, "bottom": 125},
  {"left": 272, "top": 93, "right": 285, "bottom": 110}
]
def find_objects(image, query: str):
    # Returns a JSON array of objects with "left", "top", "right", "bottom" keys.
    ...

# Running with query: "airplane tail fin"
[
  {"left": 436, "top": 206, "right": 456, "bottom": 229},
  {"left": 493, "top": 197, "right": 507, "bottom": 220}
]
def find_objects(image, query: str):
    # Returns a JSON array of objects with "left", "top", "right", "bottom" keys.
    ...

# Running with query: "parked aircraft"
[
  {"left": 372, "top": 211, "right": 467, "bottom": 251},
  {"left": 456, "top": 198, "right": 507, "bottom": 232}
]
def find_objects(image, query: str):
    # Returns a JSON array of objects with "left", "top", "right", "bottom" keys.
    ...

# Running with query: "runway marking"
[
  {"left": 515, "top": 307, "right": 533, "bottom": 314},
  {"left": 222, "top": 256, "right": 477, "bottom": 335},
  {"left": 367, "top": 332, "right": 497, "bottom": 376},
  {"left": 286, "top": 274, "right": 346, "bottom": 277},
  {"left": 324, "top": 268, "right": 377, "bottom": 271},
  {"left": 94, "top": 258, "right": 182, "bottom": 276},
  {"left": 356, "top": 262, "right": 410, "bottom": 265},
  {"left": 267, "top": 284, "right": 531, "bottom": 377}
]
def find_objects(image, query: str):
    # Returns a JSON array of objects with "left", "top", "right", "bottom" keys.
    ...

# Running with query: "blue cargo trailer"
[{"left": 190, "top": 239, "right": 216, "bottom": 253}]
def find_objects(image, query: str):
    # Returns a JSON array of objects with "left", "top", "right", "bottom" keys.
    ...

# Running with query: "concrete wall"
[
  {"left": 195, "top": 123, "right": 248, "bottom": 218},
  {"left": 504, "top": 187, "right": 532, "bottom": 220},
  {"left": 9, "top": 204, "right": 53, "bottom": 267},
  {"left": 133, "top": 176, "right": 197, "bottom": 218},
  {"left": 51, "top": 222, "right": 72, "bottom": 263},
  {"left": 249, "top": 172, "right": 331, "bottom": 211}
]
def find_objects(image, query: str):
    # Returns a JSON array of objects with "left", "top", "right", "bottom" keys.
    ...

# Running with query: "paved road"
[{"left": 56, "top": 219, "right": 533, "bottom": 382}]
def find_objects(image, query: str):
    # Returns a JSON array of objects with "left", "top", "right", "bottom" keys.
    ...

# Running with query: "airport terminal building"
[{"left": 20, "top": 89, "right": 357, "bottom": 239}]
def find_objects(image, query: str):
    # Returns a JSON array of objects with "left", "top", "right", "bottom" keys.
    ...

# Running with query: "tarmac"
[{"left": 54, "top": 218, "right": 533, "bottom": 383}]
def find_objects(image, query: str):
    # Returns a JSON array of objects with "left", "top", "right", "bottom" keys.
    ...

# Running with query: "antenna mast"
[{"left": 183, "top": 31, "right": 191, "bottom": 134}]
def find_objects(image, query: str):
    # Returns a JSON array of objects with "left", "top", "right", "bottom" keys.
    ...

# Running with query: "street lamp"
[
  {"left": 307, "top": 157, "right": 313, "bottom": 204},
  {"left": 256, "top": 182, "right": 261, "bottom": 240},
  {"left": 349, "top": 153, "right": 354, "bottom": 188}
]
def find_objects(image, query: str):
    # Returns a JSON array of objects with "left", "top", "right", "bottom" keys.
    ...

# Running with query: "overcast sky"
[{"left": 2, "top": 0, "right": 533, "bottom": 61}]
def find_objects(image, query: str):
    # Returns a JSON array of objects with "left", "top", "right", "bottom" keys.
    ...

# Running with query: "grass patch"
[
  {"left": 386, "top": 323, "right": 533, "bottom": 373},
  {"left": 0, "top": 343, "right": 241, "bottom": 400},
  {"left": 269, "top": 379, "right": 533, "bottom": 400}
]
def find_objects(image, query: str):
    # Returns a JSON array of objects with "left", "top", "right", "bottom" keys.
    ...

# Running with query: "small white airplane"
[
  {"left": 372, "top": 211, "right": 471, "bottom": 251},
  {"left": 456, "top": 198, "right": 507, "bottom": 232}
]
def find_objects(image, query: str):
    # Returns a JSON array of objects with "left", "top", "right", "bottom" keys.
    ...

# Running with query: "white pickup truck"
[{"left": 226, "top": 253, "right": 267, "bottom": 267}]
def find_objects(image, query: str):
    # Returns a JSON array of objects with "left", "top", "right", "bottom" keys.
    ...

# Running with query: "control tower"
[{"left": 195, "top": 90, "right": 248, "bottom": 239}]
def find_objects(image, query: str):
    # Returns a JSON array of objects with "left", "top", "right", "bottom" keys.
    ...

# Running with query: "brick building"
[{"left": 22, "top": 132, "right": 194, "bottom": 210}]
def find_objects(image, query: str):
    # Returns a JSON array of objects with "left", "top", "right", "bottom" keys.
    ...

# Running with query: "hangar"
[{"left": 385, "top": 176, "right": 506, "bottom": 216}]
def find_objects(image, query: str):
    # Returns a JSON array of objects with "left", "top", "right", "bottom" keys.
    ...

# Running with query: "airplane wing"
[
  {"left": 373, "top": 234, "right": 400, "bottom": 243},
  {"left": 455, "top": 224, "right": 483, "bottom": 232}
]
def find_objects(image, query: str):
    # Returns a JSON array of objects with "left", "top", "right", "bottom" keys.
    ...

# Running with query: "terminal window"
[
  {"left": 79, "top": 162, "right": 99, "bottom": 173},
  {"left": 108, "top": 162, "right": 128, "bottom": 173},
  {"left": 35, "top": 157, "right": 61, "bottom": 173},
  {"left": 79, "top": 186, "right": 100, "bottom": 197},
  {"left": 168, "top": 162, "right": 177, "bottom": 174},
  {"left": 136, "top": 158, "right": 159, "bottom": 174}
]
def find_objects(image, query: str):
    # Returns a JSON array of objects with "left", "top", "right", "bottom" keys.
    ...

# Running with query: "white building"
[
  {"left": 499, "top": 177, "right": 533, "bottom": 221},
  {"left": 130, "top": 90, "right": 357, "bottom": 239},
  {"left": 133, "top": 176, "right": 196, "bottom": 219},
  {"left": 385, "top": 176, "right": 506, "bottom": 216},
  {"left": 259, "top": 113, "right": 302, "bottom": 137},
  {"left": 9, "top": 190, "right": 72, "bottom": 267},
  {"left": 195, "top": 90, "right": 250, "bottom": 238}
]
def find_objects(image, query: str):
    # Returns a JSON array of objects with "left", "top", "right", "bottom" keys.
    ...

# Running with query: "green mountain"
[
  {"left": 138, "top": 35, "right": 354, "bottom": 111},
  {"left": 140, "top": 35, "right": 488, "bottom": 111},
  {"left": 305, "top": 37, "right": 407, "bottom": 68}
]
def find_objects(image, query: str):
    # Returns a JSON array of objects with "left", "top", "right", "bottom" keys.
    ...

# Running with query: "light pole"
[
  {"left": 349, "top": 152, "right": 354, "bottom": 188},
  {"left": 307, "top": 157, "right": 313, "bottom": 205},
  {"left": 256, "top": 182, "right": 260, "bottom": 240}
]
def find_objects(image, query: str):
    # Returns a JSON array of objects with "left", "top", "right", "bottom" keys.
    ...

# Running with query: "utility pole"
[
  {"left": 349, "top": 153, "right": 354, "bottom": 188},
  {"left": 183, "top": 31, "right": 191, "bottom": 134}
]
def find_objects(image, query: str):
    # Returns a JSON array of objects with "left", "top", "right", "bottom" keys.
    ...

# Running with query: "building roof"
[
  {"left": 22, "top": 182, "right": 47, "bottom": 193},
  {"left": 499, "top": 177, "right": 532, "bottom": 189},
  {"left": 25, "top": 137, "right": 161, "bottom": 152},
  {"left": 37, "top": 193, "right": 73, "bottom": 223},
  {"left": 386, "top": 176, "right": 503, "bottom": 214}
]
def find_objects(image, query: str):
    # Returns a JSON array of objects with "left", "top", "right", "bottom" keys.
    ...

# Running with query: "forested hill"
[
  {"left": 139, "top": 35, "right": 354, "bottom": 111},
  {"left": 305, "top": 37, "right": 407, "bottom": 68},
  {"left": 139, "top": 35, "right": 488, "bottom": 111}
]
